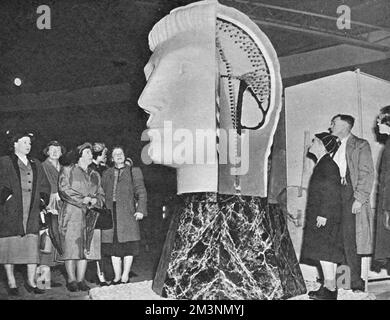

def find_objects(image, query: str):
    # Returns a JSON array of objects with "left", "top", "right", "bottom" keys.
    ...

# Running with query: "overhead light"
[{"left": 14, "top": 78, "right": 22, "bottom": 86}]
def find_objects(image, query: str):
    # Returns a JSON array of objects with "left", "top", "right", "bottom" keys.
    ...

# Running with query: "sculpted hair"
[{"left": 148, "top": 1, "right": 215, "bottom": 51}]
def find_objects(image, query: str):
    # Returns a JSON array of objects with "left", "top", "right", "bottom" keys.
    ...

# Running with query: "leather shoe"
[
  {"left": 99, "top": 281, "right": 109, "bottom": 287},
  {"left": 308, "top": 285, "right": 324, "bottom": 297},
  {"left": 77, "top": 280, "right": 90, "bottom": 291},
  {"left": 24, "top": 282, "right": 45, "bottom": 294},
  {"left": 111, "top": 280, "right": 121, "bottom": 285},
  {"left": 66, "top": 281, "right": 79, "bottom": 292},
  {"left": 7, "top": 287, "right": 19, "bottom": 296},
  {"left": 310, "top": 287, "right": 337, "bottom": 300},
  {"left": 352, "top": 280, "right": 365, "bottom": 293}
]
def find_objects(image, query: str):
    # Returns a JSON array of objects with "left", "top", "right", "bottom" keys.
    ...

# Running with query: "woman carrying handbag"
[
  {"left": 39, "top": 140, "right": 67, "bottom": 288},
  {"left": 58, "top": 142, "right": 105, "bottom": 292}
]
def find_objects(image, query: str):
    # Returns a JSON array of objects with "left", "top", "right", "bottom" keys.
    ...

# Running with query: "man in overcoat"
[{"left": 329, "top": 114, "right": 375, "bottom": 292}]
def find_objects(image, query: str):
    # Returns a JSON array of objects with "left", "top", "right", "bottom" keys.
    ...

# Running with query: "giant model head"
[{"left": 138, "top": 0, "right": 282, "bottom": 196}]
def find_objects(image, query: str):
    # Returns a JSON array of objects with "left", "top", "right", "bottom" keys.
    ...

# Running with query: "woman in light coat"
[{"left": 58, "top": 142, "right": 104, "bottom": 292}]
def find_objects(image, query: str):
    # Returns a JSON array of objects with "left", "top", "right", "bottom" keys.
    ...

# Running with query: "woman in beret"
[{"left": 301, "top": 132, "right": 343, "bottom": 300}]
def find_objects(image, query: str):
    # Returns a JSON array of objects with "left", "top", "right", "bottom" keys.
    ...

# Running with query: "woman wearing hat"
[
  {"left": 301, "top": 132, "right": 343, "bottom": 300},
  {"left": 90, "top": 142, "right": 108, "bottom": 176},
  {"left": 85, "top": 142, "right": 109, "bottom": 286},
  {"left": 374, "top": 106, "right": 390, "bottom": 263},
  {"left": 58, "top": 142, "right": 105, "bottom": 292},
  {"left": 0, "top": 131, "right": 51, "bottom": 295},
  {"left": 101, "top": 146, "right": 147, "bottom": 284},
  {"left": 39, "top": 140, "right": 67, "bottom": 286}
]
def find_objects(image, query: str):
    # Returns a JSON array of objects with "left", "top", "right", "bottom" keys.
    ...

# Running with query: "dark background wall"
[
  {"left": 0, "top": 0, "right": 179, "bottom": 194},
  {"left": 0, "top": 1, "right": 181, "bottom": 243}
]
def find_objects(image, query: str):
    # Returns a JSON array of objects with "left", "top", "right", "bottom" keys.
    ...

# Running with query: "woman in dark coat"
[
  {"left": 86, "top": 142, "right": 109, "bottom": 286},
  {"left": 374, "top": 105, "right": 390, "bottom": 261},
  {"left": 301, "top": 132, "right": 343, "bottom": 300},
  {"left": 101, "top": 146, "right": 147, "bottom": 284},
  {"left": 40, "top": 140, "right": 66, "bottom": 287},
  {"left": 0, "top": 131, "right": 50, "bottom": 295}
]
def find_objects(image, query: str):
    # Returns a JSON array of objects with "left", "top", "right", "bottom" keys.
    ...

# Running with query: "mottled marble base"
[{"left": 153, "top": 193, "right": 306, "bottom": 300}]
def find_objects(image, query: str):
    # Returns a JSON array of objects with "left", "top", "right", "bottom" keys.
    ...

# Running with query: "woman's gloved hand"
[
  {"left": 82, "top": 196, "right": 92, "bottom": 205},
  {"left": 90, "top": 198, "right": 97, "bottom": 206},
  {"left": 134, "top": 212, "right": 144, "bottom": 221},
  {"left": 0, "top": 187, "right": 12, "bottom": 205}
]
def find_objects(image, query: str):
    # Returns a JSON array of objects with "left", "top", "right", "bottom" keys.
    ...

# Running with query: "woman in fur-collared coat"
[{"left": 101, "top": 146, "right": 147, "bottom": 284}]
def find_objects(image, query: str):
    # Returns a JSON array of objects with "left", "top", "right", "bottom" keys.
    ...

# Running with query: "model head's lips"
[
  {"left": 145, "top": 108, "right": 163, "bottom": 127},
  {"left": 145, "top": 127, "right": 161, "bottom": 140}
]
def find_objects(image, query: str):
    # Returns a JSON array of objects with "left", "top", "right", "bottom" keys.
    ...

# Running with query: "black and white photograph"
[{"left": 0, "top": 0, "right": 390, "bottom": 305}]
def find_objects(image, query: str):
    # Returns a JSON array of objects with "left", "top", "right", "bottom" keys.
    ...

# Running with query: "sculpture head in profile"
[{"left": 138, "top": 0, "right": 282, "bottom": 196}]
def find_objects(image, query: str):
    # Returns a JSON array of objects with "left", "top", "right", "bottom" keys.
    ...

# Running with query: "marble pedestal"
[{"left": 152, "top": 193, "right": 306, "bottom": 300}]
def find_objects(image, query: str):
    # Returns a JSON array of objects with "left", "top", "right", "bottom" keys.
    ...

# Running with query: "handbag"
[
  {"left": 86, "top": 204, "right": 113, "bottom": 230},
  {"left": 39, "top": 230, "right": 52, "bottom": 254}
]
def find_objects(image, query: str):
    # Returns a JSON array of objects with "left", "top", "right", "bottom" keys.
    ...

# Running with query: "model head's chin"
[
  {"left": 148, "top": 149, "right": 181, "bottom": 168},
  {"left": 151, "top": 159, "right": 181, "bottom": 168}
]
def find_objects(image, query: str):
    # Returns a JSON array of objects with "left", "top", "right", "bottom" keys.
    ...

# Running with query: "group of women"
[{"left": 0, "top": 134, "right": 147, "bottom": 296}]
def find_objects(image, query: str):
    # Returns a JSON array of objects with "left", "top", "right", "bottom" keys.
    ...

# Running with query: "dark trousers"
[{"left": 340, "top": 172, "right": 362, "bottom": 288}]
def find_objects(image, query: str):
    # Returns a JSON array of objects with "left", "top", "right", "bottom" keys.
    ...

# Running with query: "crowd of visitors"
[
  {"left": 0, "top": 135, "right": 147, "bottom": 296},
  {"left": 2, "top": 108, "right": 390, "bottom": 299}
]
